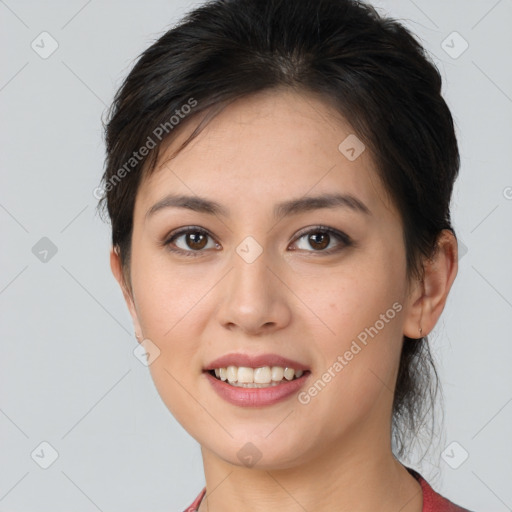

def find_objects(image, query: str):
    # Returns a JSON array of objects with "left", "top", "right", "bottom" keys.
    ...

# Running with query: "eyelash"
[{"left": 162, "top": 225, "right": 353, "bottom": 258}]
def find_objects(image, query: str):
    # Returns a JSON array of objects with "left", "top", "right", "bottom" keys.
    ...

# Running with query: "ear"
[
  {"left": 110, "top": 246, "right": 143, "bottom": 342},
  {"left": 403, "top": 230, "right": 458, "bottom": 339}
]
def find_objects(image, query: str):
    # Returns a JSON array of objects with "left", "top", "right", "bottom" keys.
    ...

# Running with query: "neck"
[{"left": 198, "top": 426, "right": 422, "bottom": 512}]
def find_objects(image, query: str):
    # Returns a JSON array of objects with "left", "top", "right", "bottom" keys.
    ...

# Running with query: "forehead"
[{"left": 136, "top": 88, "right": 394, "bottom": 219}]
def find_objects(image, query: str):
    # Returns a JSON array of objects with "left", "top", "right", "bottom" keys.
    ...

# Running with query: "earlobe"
[
  {"left": 403, "top": 275, "right": 425, "bottom": 339},
  {"left": 109, "top": 246, "right": 144, "bottom": 341},
  {"left": 403, "top": 230, "right": 458, "bottom": 339}
]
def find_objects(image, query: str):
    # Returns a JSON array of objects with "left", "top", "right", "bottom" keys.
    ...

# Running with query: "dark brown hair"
[{"left": 98, "top": 0, "right": 460, "bottom": 460}]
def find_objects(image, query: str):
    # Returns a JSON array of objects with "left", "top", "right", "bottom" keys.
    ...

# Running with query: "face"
[{"left": 113, "top": 88, "right": 423, "bottom": 470}]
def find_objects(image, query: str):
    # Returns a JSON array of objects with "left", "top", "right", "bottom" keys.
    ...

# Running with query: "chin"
[{"left": 211, "top": 435, "right": 310, "bottom": 471}]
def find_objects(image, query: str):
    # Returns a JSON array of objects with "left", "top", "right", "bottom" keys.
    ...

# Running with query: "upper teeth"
[{"left": 213, "top": 366, "right": 304, "bottom": 384}]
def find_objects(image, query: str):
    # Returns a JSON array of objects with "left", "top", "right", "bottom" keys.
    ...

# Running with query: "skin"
[{"left": 110, "top": 88, "right": 458, "bottom": 512}]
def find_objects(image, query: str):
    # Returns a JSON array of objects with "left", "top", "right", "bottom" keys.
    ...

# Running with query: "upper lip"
[{"left": 204, "top": 353, "right": 310, "bottom": 371}]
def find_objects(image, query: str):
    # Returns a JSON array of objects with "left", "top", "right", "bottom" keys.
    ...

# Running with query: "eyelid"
[
  {"left": 163, "top": 225, "right": 219, "bottom": 257},
  {"left": 163, "top": 224, "right": 352, "bottom": 257},
  {"left": 291, "top": 224, "right": 352, "bottom": 249}
]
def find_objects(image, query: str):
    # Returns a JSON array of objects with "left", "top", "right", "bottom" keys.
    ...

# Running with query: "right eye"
[{"left": 164, "top": 226, "right": 221, "bottom": 257}]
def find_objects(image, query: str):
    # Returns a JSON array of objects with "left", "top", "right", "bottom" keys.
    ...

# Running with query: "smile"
[
  {"left": 209, "top": 365, "right": 305, "bottom": 387},
  {"left": 202, "top": 353, "right": 311, "bottom": 406},
  {"left": 203, "top": 368, "right": 311, "bottom": 407}
]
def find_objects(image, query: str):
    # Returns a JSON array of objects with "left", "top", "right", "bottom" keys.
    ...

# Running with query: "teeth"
[
  {"left": 210, "top": 365, "right": 305, "bottom": 386},
  {"left": 283, "top": 367, "right": 295, "bottom": 381},
  {"left": 237, "top": 367, "right": 254, "bottom": 383},
  {"left": 254, "top": 366, "right": 271, "bottom": 383},
  {"left": 226, "top": 366, "right": 237, "bottom": 382},
  {"left": 271, "top": 366, "right": 284, "bottom": 381}
]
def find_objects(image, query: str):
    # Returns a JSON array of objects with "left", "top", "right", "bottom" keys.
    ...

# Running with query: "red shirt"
[{"left": 183, "top": 466, "right": 473, "bottom": 511}]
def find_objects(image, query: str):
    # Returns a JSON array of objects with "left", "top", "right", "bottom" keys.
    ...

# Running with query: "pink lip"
[
  {"left": 204, "top": 371, "right": 311, "bottom": 407},
  {"left": 204, "top": 353, "right": 310, "bottom": 371}
]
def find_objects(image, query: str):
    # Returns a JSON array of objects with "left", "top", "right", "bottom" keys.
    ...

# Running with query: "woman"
[{"left": 98, "top": 0, "right": 474, "bottom": 510}]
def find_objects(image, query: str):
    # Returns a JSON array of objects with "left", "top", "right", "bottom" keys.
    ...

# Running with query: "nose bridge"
[
  {"left": 231, "top": 239, "right": 275, "bottom": 311},
  {"left": 216, "top": 236, "right": 291, "bottom": 332}
]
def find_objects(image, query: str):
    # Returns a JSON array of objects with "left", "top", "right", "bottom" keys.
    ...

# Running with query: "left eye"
[
  {"left": 166, "top": 228, "right": 219, "bottom": 254},
  {"left": 291, "top": 226, "right": 351, "bottom": 253},
  {"left": 164, "top": 226, "right": 351, "bottom": 257}
]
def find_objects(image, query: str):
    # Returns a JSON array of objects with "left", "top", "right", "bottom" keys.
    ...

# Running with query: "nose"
[{"left": 215, "top": 246, "right": 292, "bottom": 336}]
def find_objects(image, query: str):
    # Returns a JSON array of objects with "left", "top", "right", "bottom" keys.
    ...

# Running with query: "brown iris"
[
  {"left": 308, "top": 232, "right": 330, "bottom": 250},
  {"left": 186, "top": 231, "right": 208, "bottom": 250}
]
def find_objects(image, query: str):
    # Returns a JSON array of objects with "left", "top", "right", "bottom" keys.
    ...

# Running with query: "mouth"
[
  {"left": 204, "top": 367, "right": 311, "bottom": 388},
  {"left": 203, "top": 366, "right": 312, "bottom": 407},
  {"left": 202, "top": 353, "right": 311, "bottom": 405}
]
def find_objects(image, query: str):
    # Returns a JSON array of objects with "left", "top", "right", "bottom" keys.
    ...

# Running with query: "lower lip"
[{"left": 203, "top": 371, "right": 311, "bottom": 407}]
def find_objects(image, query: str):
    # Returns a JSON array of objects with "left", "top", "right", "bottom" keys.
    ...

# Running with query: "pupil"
[
  {"left": 309, "top": 233, "right": 329, "bottom": 250},
  {"left": 188, "top": 232, "right": 207, "bottom": 250}
]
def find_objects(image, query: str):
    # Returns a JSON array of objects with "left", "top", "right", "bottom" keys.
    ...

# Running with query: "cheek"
[
  {"left": 130, "top": 249, "right": 211, "bottom": 401},
  {"left": 296, "top": 252, "right": 405, "bottom": 407},
  {"left": 131, "top": 254, "right": 212, "bottom": 428},
  {"left": 302, "top": 252, "right": 405, "bottom": 342},
  {"left": 309, "top": 277, "right": 404, "bottom": 384},
  {"left": 131, "top": 243, "right": 215, "bottom": 339},
  {"left": 299, "top": 283, "right": 404, "bottom": 442}
]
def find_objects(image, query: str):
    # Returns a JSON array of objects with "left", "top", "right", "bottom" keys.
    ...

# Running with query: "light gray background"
[{"left": 1, "top": 0, "right": 511, "bottom": 511}]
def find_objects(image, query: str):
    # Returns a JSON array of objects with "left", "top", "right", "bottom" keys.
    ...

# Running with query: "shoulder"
[{"left": 406, "top": 466, "right": 475, "bottom": 512}]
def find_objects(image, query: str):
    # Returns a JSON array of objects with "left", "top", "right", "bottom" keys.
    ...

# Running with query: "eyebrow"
[{"left": 145, "top": 192, "right": 371, "bottom": 220}]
